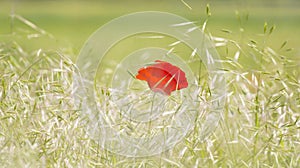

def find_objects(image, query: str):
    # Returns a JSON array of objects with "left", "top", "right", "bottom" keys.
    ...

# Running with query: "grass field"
[{"left": 0, "top": 0, "right": 300, "bottom": 167}]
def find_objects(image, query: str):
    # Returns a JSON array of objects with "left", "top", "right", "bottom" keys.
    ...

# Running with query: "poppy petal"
[{"left": 136, "top": 60, "right": 188, "bottom": 95}]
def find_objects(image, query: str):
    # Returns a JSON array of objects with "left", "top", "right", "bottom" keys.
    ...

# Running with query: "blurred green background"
[{"left": 0, "top": 0, "right": 299, "bottom": 59}]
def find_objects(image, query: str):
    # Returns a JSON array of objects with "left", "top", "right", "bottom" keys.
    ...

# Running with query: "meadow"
[{"left": 0, "top": 0, "right": 299, "bottom": 167}]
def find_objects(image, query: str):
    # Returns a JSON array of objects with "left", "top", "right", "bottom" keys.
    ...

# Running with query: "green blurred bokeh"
[{"left": 0, "top": 0, "right": 299, "bottom": 59}]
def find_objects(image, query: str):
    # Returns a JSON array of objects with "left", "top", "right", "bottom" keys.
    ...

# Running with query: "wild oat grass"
[{"left": 0, "top": 7, "right": 300, "bottom": 168}]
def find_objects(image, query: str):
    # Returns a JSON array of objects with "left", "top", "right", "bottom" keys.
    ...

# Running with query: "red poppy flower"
[{"left": 136, "top": 60, "right": 188, "bottom": 95}]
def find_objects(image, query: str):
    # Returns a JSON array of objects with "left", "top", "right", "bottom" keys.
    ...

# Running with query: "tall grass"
[{"left": 0, "top": 4, "right": 299, "bottom": 168}]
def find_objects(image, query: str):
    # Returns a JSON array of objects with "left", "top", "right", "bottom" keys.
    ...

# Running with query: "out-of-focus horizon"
[{"left": 0, "top": 0, "right": 299, "bottom": 57}]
